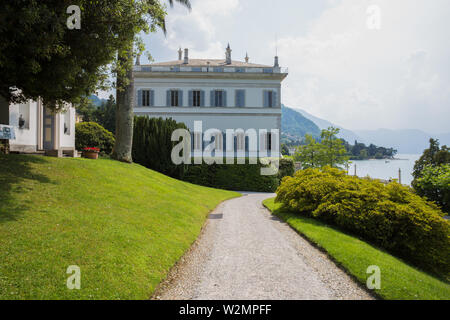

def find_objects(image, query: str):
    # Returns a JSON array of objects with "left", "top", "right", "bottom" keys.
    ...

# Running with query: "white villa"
[
  {"left": 132, "top": 44, "right": 288, "bottom": 157},
  {"left": 0, "top": 97, "right": 76, "bottom": 156}
]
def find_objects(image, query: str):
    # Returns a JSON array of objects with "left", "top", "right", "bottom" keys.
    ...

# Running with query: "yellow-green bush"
[{"left": 275, "top": 167, "right": 450, "bottom": 279}]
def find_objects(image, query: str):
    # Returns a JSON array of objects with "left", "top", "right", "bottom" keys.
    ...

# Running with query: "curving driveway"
[{"left": 154, "top": 193, "right": 373, "bottom": 300}]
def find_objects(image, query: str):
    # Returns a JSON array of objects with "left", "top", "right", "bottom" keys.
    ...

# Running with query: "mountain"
[
  {"left": 355, "top": 129, "right": 450, "bottom": 154},
  {"left": 281, "top": 104, "right": 450, "bottom": 154},
  {"left": 89, "top": 94, "right": 107, "bottom": 107},
  {"left": 281, "top": 105, "right": 321, "bottom": 142},
  {"left": 293, "top": 107, "right": 361, "bottom": 143}
]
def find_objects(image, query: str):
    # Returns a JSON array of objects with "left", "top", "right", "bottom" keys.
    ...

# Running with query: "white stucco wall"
[
  {"left": 134, "top": 77, "right": 281, "bottom": 108},
  {"left": 58, "top": 106, "right": 75, "bottom": 148},
  {"left": 133, "top": 71, "right": 285, "bottom": 155},
  {"left": 9, "top": 100, "right": 38, "bottom": 150},
  {"left": 8, "top": 100, "right": 75, "bottom": 151}
]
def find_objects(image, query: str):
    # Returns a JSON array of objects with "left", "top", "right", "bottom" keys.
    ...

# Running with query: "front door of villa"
[{"left": 43, "top": 108, "right": 54, "bottom": 150}]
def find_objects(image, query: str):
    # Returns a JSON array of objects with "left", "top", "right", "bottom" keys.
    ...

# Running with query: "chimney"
[
  {"left": 178, "top": 47, "right": 182, "bottom": 60},
  {"left": 184, "top": 48, "right": 189, "bottom": 64},
  {"left": 274, "top": 55, "right": 279, "bottom": 67},
  {"left": 225, "top": 43, "right": 232, "bottom": 64},
  {"left": 245, "top": 52, "right": 249, "bottom": 63}
]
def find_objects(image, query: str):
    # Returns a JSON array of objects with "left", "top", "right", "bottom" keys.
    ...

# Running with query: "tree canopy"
[
  {"left": 412, "top": 138, "right": 450, "bottom": 213},
  {"left": 0, "top": 1, "right": 168, "bottom": 110},
  {"left": 294, "top": 127, "right": 349, "bottom": 169}
]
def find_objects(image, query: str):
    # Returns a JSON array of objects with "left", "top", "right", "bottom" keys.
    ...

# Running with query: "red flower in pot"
[{"left": 82, "top": 147, "right": 100, "bottom": 159}]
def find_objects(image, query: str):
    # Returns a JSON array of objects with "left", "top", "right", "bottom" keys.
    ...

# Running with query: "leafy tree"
[
  {"left": 320, "top": 127, "right": 349, "bottom": 167},
  {"left": 76, "top": 100, "right": 98, "bottom": 123},
  {"left": 294, "top": 127, "right": 349, "bottom": 169},
  {"left": 0, "top": 1, "right": 190, "bottom": 163},
  {"left": 293, "top": 134, "right": 323, "bottom": 168},
  {"left": 95, "top": 95, "right": 117, "bottom": 134},
  {"left": 281, "top": 143, "right": 290, "bottom": 156},
  {"left": 0, "top": 1, "right": 131, "bottom": 108},
  {"left": 412, "top": 139, "right": 450, "bottom": 213},
  {"left": 414, "top": 164, "right": 450, "bottom": 214},
  {"left": 413, "top": 139, "right": 450, "bottom": 179}
]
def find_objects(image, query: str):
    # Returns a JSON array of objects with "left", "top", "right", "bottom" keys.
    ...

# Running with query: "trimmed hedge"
[
  {"left": 75, "top": 122, "right": 115, "bottom": 155},
  {"left": 182, "top": 160, "right": 278, "bottom": 192},
  {"left": 275, "top": 166, "right": 450, "bottom": 279},
  {"left": 132, "top": 116, "right": 188, "bottom": 178}
]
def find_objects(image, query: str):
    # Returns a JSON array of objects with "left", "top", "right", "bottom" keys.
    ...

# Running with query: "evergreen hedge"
[
  {"left": 132, "top": 116, "right": 188, "bottom": 178},
  {"left": 182, "top": 160, "right": 279, "bottom": 192}
]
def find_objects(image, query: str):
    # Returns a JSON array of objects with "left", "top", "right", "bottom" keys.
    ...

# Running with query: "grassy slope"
[
  {"left": 263, "top": 198, "right": 450, "bottom": 300},
  {"left": 0, "top": 154, "right": 238, "bottom": 299}
]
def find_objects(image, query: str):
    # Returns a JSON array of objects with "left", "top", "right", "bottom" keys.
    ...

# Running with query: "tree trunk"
[{"left": 111, "top": 48, "right": 134, "bottom": 163}]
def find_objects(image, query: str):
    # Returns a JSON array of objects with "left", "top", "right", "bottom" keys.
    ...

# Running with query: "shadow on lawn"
[{"left": 0, "top": 154, "right": 53, "bottom": 223}]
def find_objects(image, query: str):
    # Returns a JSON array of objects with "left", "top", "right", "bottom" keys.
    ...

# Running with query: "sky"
[{"left": 103, "top": 0, "right": 450, "bottom": 134}]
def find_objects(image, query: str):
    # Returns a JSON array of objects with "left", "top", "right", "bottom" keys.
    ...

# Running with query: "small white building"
[
  {"left": 0, "top": 97, "right": 76, "bottom": 156},
  {"left": 132, "top": 44, "right": 288, "bottom": 157}
]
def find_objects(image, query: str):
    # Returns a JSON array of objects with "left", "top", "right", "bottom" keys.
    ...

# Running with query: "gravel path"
[{"left": 153, "top": 193, "right": 374, "bottom": 300}]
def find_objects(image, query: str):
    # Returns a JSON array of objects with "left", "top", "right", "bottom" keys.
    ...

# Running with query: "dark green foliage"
[
  {"left": 132, "top": 116, "right": 188, "bottom": 179},
  {"left": 95, "top": 95, "right": 117, "bottom": 134},
  {"left": 281, "top": 143, "right": 289, "bottom": 156},
  {"left": 412, "top": 139, "right": 450, "bottom": 213},
  {"left": 276, "top": 167, "right": 450, "bottom": 279},
  {"left": 344, "top": 140, "right": 397, "bottom": 160},
  {"left": 278, "top": 158, "right": 295, "bottom": 180},
  {"left": 182, "top": 160, "right": 280, "bottom": 192},
  {"left": 76, "top": 95, "right": 116, "bottom": 134},
  {"left": 75, "top": 122, "right": 115, "bottom": 155}
]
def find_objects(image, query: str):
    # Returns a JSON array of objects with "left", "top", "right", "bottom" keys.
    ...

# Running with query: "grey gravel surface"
[{"left": 153, "top": 193, "right": 374, "bottom": 300}]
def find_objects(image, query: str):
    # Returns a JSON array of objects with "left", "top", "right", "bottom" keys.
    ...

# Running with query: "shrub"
[
  {"left": 75, "top": 122, "right": 115, "bottom": 155},
  {"left": 183, "top": 159, "right": 280, "bottom": 192},
  {"left": 278, "top": 158, "right": 295, "bottom": 180},
  {"left": 275, "top": 166, "right": 450, "bottom": 278},
  {"left": 132, "top": 116, "right": 188, "bottom": 179}
]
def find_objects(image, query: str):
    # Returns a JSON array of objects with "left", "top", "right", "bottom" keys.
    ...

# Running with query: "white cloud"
[
  {"left": 161, "top": 0, "right": 241, "bottom": 58},
  {"left": 277, "top": 0, "right": 450, "bottom": 132}
]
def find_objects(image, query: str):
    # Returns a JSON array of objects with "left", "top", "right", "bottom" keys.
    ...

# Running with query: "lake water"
[{"left": 349, "top": 154, "right": 421, "bottom": 186}]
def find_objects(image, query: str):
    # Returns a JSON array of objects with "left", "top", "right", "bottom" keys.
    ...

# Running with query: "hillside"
[
  {"left": 0, "top": 155, "right": 238, "bottom": 299},
  {"left": 355, "top": 129, "right": 450, "bottom": 154},
  {"left": 281, "top": 105, "right": 321, "bottom": 142},
  {"left": 295, "top": 108, "right": 361, "bottom": 143},
  {"left": 88, "top": 94, "right": 107, "bottom": 106}
]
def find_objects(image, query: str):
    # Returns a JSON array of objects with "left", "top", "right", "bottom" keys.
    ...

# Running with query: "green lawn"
[
  {"left": 0, "top": 154, "right": 239, "bottom": 299},
  {"left": 263, "top": 198, "right": 450, "bottom": 300}
]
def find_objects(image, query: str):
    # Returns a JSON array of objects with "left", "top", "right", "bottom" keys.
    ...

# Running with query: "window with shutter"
[
  {"left": 137, "top": 89, "right": 142, "bottom": 107},
  {"left": 268, "top": 91, "right": 273, "bottom": 107},
  {"left": 170, "top": 90, "right": 179, "bottom": 106},
  {"left": 192, "top": 90, "right": 201, "bottom": 107},
  {"left": 235, "top": 90, "right": 245, "bottom": 107},
  {"left": 142, "top": 90, "right": 151, "bottom": 107},
  {"left": 200, "top": 90, "right": 205, "bottom": 107},
  {"left": 150, "top": 90, "right": 155, "bottom": 106},
  {"left": 214, "top": 90, "right": 224, "bottom": 107},
  {"left": 263, "top": 91, "right": 268, "bottom": 108}
]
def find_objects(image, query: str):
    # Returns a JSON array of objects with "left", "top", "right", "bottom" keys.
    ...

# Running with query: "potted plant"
[{"left": 82, "top": 147, "right": 100, "bottom": 159}]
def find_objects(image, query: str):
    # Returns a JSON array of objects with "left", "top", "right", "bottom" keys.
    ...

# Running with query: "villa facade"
[
  {"left": 0, "top": 97, "right": 76, "bottom": 156},
  {"left": 132, "top": 45, "right": 288, "bottom": 157}
]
